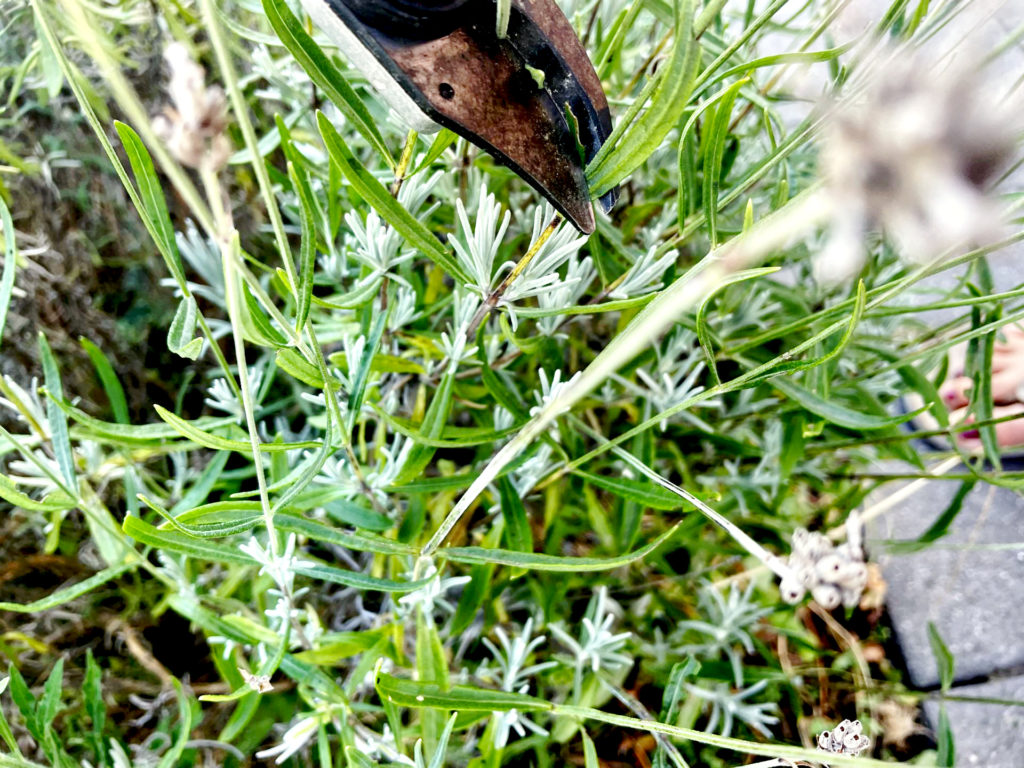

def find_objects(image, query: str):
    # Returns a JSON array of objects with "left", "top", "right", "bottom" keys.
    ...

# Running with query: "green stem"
[
  {"left": 201, "top": 165, "right": 278, "bottom": 557},
  {"left": 551, "top": 704, "right": 896, "bottom": 768},
  {"left": 200, "top": 0, "right": 298, "bottom": 297}
]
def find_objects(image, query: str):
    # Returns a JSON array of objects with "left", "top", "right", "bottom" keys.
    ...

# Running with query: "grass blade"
[
  {"left": 262, "top": 0, "right": 393, "bottom": 167},
  {"left": 37, "top": 333, "right": 75, "bottom": 491},
  {"left": 0, "top": 197, "right": 18, "bottom": 344},
  {"left": 439, "top": 523, "right": 680, "bottom": 571},
  {"left": 586, "top": 0, "right": 700, "bottom": 197},
  {"left": 0, "top": 563, "right": 137, "bottom": 613}
]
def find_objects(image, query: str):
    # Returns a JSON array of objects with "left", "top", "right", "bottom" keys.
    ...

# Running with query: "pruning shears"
[{"left": 299, "top": 0, "right": 616, "bottom": 233}]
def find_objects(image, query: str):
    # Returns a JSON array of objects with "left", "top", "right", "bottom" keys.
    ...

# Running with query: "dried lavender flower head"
[
  {"left": 815, "top": 48, "right": 1018, "bottom": 284},
  {"left": 817, "top": 718, "right": 870, "bottom": 756},
  {"left": 153, "top": 43, "right": 232, "bottom": 171},
  {"left": 779, "top": 514, "right": 868, "bottom": 610}
]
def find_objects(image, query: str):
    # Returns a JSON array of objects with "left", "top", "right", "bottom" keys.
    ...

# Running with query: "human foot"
[
  {"left": 939, "top": 324, "right": 1024, "bottom": 409},
  {"left": 950, "top": 402, "right": 1024, "bottom": 451},
  {"left": 939, "top": 324, "right": 1024, "bottom": 450}
]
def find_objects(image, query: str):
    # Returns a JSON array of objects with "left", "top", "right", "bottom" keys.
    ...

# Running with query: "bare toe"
[
  {"left": 954, "top": 403, "right": 1024, "bottom": 450},
  {"left": 990, "top": 366, "right": 1024, "bottom": 404},
  {"left": 939, "top": 376, "right": 973, "bottom": 410}
]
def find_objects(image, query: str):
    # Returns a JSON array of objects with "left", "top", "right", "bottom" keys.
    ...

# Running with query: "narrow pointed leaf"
[
  {"left": 153, "top": 404, "right": 319, "bottom": 453},
  {"left": 80, "top": 338, "right": 129, "bottom": 425},
  {"left": 0, "top": 474, "right": 75, "bottom": 512},
  {"left": 276, "top": 513, "right": 416, "bottom": 555},
  {"left": 702, "top": 77, "right": 746, "bottom": 246},
  {"left": 373, "top": 405, "right": 522, "bottom": 448},
  {"left": 347, "top": 308, "right": 388, "bottom": 429},
  {"left": 772, "top": 378, "right": 924, "bottom": 431},
  {"left": 575, "top": 470, "right": 684, "bottom": 511},
  {"left": 287, "top": 160, "right": 317, "bottom": 329},
  {"left": 439, "top": 522, "right": 680, "bottom": 571},
  {"left": 37, "top": 333, "right": 75, "bottom": 491},
  {"left": 49, "top": 395, "right": 234, "bottom": 445},
  {"left": 124, "top": 516, "right": 255, "bottom": 564},
  {"left": 412, "top": 129, "right": 455, "bottom": 174},
  {"left": 83, "top": 651, "right": 104, "bottom": 753},
  {"left": 36, "top": 658, "right": 64, "bottom": 732},
  {"left": 276, "top": 348, "right": 326, "bottom": 388},
  {"left": 392, "top": 373, "right": 455, "bottom": 484},
  {"left": 262, "top": 0, "right": 393, "bottom": 167},
  {"left": 155, "top": 681, "right": 192, "bottom": 768},
  {"left": 376, "top": 673, "right": 551, "bottom": 712},
  {"left": 243, "top": 282, "right": 289, "bottom": 347},
  {"left": 587, "top": 0, "right": 700, "bottom": 196},
  {"left": 318, "top": 113, "right": 470, "bottom": 284},
  {"left": 0, "top": 197, "right": 18, "bottom": 344},
  {"left": 114, "top": 122, "right": 187, "bottom": 284},
  {"left": 273, "top": 416, "right": 333, "bottom": 512},
  {"left": 0, "top": 563, "right": 137, "bottom": 612}
]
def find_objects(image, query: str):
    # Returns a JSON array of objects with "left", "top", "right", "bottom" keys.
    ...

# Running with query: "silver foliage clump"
[
  {"left": 618, "top": 328, "right": 720, "bottom": 431},
  {"left": 478, "top": 618, "right": 557, "bottom": 749},
  {"left": 535, "top": 254, "right": 595, "bottom": 336},
  {"left": 550, "top": 587, "right": 632, "bottom": 699},
  {"left": 683, "top": 680, "right": 779, "bottom": 738},
  {"left": 395, "top": 559, "right": 470, "bottom": 622},
  {"left": 609, "top": 245, "right": 678, "bottom": 299},
  {"left": 452, "top": 185, "right": 511, "bottom": 298},
  {"left": 501, "top": 205, "right": 590, "bottom": 323},
  {"left": 674, "top": 582, "right": 770, "bottom": 687}
]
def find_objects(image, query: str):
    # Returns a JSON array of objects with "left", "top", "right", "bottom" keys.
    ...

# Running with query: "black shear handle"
[{"left": 343, "top": 0, "right": 478, "bottom": 40}]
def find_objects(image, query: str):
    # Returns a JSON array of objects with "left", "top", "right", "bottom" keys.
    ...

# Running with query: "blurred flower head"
[
  {"left": 816, "top": 48, "right": 1017, "bottom": 283},
  {"left": 153, "top": 43, "right": 231, "bottom": 171}
]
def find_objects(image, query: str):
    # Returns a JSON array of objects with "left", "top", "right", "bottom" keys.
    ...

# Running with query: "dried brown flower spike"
[{"left": 152, "top": 43, "right": 231, "bottom": 171}]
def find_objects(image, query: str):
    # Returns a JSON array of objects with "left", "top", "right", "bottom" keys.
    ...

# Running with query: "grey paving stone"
[
  {"left": 866, "top": 473, "right": 1024, "bottom": 687},
  {"left": 922, "top": 675, "right": 1024, "bottom": 768}
]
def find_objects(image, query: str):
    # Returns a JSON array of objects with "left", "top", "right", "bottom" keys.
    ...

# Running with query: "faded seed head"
[
  {"left": 153, "top": 43, "right": 231, "bottom": 171},
  {"left": 817, "top": 718, "right": 871, "bottom": 756},
  {"left": 781, "top": 519, "right": 869, "bottom": 609}
]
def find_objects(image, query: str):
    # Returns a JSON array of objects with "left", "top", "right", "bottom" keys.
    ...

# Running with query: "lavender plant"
[{"left": 1, "top": 0, "right": 1022, "bottom": 767}]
